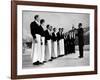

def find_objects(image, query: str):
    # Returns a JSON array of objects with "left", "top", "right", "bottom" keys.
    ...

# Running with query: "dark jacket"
[
  {"left": 61, "top": 33, "right": 64, "bottom": 39},
  {"left": 30, "top": 21, "right": 41, "bottom": 39},
  {"left": 40, "top": 25, "right": 45, "bottom": 37},
  {"left": 52, "top": 32, "right": 57, "bottom": 41},
  {"left": 45, "top": 30, "right": 51, "bottom": 44},
  {"left": 57, "top": 32, "right": 61, "bottom": 41},
  {"left": 77, "top": 28, "right": 84, "bottom": 46}
]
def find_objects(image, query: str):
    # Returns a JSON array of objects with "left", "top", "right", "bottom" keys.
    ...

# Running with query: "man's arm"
[{"left": 30, "top": 22, "right": 36, "bottom": 39}]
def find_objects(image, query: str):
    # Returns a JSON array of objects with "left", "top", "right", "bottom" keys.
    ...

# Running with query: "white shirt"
[
  {"left": 54, "top": 32, "right": 57, "bottom": 36},
  {"left": 35, "top": 20, "right": 40, "bottom": 26}
]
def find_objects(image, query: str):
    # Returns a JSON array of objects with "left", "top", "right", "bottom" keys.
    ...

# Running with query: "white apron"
[
  {"left": 45, "top": 40, "right": 52, "bottom": 61},
  {"left": 40, "top": 37, "right": 45, "bottom": 63},
  {"left": 32, "top": 34, "right": 41, "bottom": 63},
  {"left": 61, "top": 39, "right": 65, "bottom": 55},
  {"left": 59, "top": 39, "right": 65, "bottom": 55},
  {"left": 52, "top": 41, "right": 57, "bottom": 57}
]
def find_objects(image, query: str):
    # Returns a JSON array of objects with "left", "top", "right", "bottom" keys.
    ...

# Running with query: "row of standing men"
[{"left": 30, "top": 15, "right": 76, "bottom": 65}]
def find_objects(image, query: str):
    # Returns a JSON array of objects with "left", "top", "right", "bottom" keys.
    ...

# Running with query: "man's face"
[
  {"left": 59, "top": 28, "right": 60, "bottom": 32},
  {"left": 49, "top": 26, "right": 52, "bottom": 31},
  {"left": 42, "top": 21, "right": 45, "bottom": 26},
  {"left": 78, "top": 25, "right": 82, "bottom": 28},
  {"left": 53, "top": 28, "right": 56, "bottom": 32},
  {"left": 62, "top": 28, "right": 64, "bottom": 32},
  {"left": 36, "top": 16, "right": 40, "bottom": 22},
  {"left": 72, "top": 27, "right": 74, "bottom": 30}
]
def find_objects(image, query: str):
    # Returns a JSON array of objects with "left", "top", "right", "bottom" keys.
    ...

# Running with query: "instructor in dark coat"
[
  {"left": 77, "top": 23, "right": 84, "bottom": 58},
  {"left": 71, "top": 26, "right": 75, "bottom": 53}
]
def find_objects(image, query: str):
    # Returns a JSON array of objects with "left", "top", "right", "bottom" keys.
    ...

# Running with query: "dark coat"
[
  {"left": 77, "top": 28, "right": 84, "bottom": 46},
  {"left": 67, "top": 35, "right": 71, "bottom": 53},
  {"left": 30, "top": 21, "right": 41, "bottom": 39},
  {"left": 61, "top": 33, "right": 64, "bottom": 39},
  {"left": 44, "top": 30, "right": 51, "bottom": 44},
  {"left": 40, "top": 25, "right": 45, "bottom": 37},
  {"left": 52, "top": 32, "right": 57, "bottom": 41},
  {"left": 57, "top": 32, "right": 62, "bottom": 41}
]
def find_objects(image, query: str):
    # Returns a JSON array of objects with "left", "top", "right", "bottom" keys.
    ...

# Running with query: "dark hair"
[
  {"left": 34, "top": 15, "right": 39, "bottom": 20},
  {"left": 78, "top": 23, "right": 82, "bottom": 27},
  {"left": 59, "top": 28, "right": 61, "bottom": 30},
  {"left": 46, "top": 24, "right": 50, "bottom": 29},
  {"left": 72, "top": 26, "right": 74, "bottom": 29},
  {"left": 61, "top": 28, "right": 64, "bottom": 32},
  {"left": 40, "top": 19, "right": 45, "bottom": 24},
  {"left": 53, "top": 28, "right": 56, "bottom": 31},
  {"left": 62, "top": 28, "right": 64, "bottom": 30},
  {"left": 50, "top": 26, "right": 52, "bottom": 28}
]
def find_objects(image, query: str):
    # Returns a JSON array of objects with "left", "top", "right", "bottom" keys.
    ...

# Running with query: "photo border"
[{"left": 11, "top": 1, "right": 97, "bottom": 79}]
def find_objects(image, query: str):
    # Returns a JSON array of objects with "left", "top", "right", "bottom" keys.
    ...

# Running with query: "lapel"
[{"left": 35, "top": 20, "right": 40, "bottom": 26}]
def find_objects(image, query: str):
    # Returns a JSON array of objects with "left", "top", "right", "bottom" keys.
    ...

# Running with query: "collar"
[
  {"left": 35, "top": 20, "right": 40, "bottom": 26},
  {"left": 54, "top": 32, "right": 56, "bottom": 34}
]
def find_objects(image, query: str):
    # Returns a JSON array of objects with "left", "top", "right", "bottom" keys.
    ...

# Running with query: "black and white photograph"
[
  {"left": 22, "top": 11, "right": 90, "bottom": 69},
  {"left": 11, "top": 1, "right": 97, "bottom": 79}
]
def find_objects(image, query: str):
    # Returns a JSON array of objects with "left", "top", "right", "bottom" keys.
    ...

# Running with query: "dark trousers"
[
  {"left": 79, "top": 45, "right": 83, "bottom": 57},
  {"left": 72, "top": 44, "right": 75, "bottom": 53}
]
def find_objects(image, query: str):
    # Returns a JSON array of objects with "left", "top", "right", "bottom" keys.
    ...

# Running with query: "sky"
[{"left": 22, "top": 11, "right": 90, "bottom": 39}]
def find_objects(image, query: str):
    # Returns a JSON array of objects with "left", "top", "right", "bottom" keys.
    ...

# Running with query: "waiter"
[
  {"left": 60, "top": 28, "right": 65, "bottom": 56},
  {"left": 77, "top": 23, "right": 84, "bottom": 58},
  {"left": 57, "top": 28, "right": 61, "bottom": 57},
  {"left": 52, "top": 28, "right": 57, "bottom": 59},
  {"left": 49, "top": 26, "right": 53, "bottom": 60},
  {"left": 67, "top": 32, "right": 71, "bottom": 54},
  {"left": 39, "top": 19, "right": 45, "bottom": 64},
  {"left": 64, "top": 32, "right": 68, "bottom": 55},
  {"left": 30, "top": 15, "right": 42, "bottom": 65},
  {"left": 71, "top": 26, "right": 75, "bottom": 53},
  {"left": 45, "top": 25, "right": 52, "bottom": 61},
  {"left": 70, "top": 31, "right": 72, "bottom": 53}
]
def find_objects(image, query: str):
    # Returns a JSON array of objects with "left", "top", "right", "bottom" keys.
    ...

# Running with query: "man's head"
[
  {"left": 34, "top": 15, "right": 40, "bottom": 22},
  {"left": 66, "top": 32, "right": 68, "bottom": 35},
  {"left": 72, "top": 26, "right": 75, "bottom": 30},
  {"left": 49, "top": 26, "right": 53, "bottom": 31},
  {"left": 53, "top": 28, "right": 56, "bottom": 32},
  {"left": 78, "top": 23, "right": 82, "bottom": 28},
  {"left": 61, "top": 28, "right": 64, "bottom": 32},
  {"left": 59, "top": 28, "right": 61, "bottom": 32},
  {"left": 40, "top": 19, "right": 45, "bottom": 25},
  {"left": 46, "top": 24, "right": 50, "bottom": 29}
]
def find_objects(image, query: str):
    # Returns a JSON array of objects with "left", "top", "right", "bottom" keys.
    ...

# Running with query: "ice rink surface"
[{"left": 22, "top": 45, "right": 90, "bottom": 69}]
